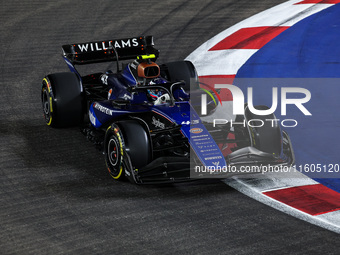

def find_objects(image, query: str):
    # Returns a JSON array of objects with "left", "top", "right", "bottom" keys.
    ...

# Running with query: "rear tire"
[
  {"left": 160, "top": 60, "right": 199, "bottom": 92},
  {"left": 41, "top": 72, "right": 83, "bottom": 128}
]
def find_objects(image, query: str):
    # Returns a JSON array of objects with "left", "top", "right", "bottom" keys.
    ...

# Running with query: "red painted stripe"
[
  {"left": 263, "top": 184, "right": 340, "bottom": 216},
  {"left": 199, "top": 75, "right": 236, "bottom": 101},
  {"left": 295, "top": 0, "right": 340, "bottom": 4},
  {"left": 209, "top": 26, "right": 290, "bottom": 50}
]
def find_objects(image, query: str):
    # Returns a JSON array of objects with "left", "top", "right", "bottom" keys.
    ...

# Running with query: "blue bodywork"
[{"left": 85, "top": 63, "right": 227, "bottom": 169}]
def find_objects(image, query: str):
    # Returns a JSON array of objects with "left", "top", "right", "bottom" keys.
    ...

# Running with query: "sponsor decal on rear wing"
[{"left": 62, "top": 35, "right": 159, "bottom": 65}]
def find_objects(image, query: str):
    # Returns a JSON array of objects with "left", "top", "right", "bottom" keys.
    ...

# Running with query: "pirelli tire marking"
[
  {"left": 42, "top": 78, "right": 53, "bottom": 126},
  {"left": 105, "top": 125, "right": 125, "bottom": 180}
]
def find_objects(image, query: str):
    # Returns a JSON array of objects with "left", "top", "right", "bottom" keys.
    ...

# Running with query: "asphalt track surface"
[{"left": 1, "top": 1, "right": 340, "bottom": 254}]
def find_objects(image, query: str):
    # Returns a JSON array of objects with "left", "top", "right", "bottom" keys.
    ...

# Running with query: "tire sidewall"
[{"left": 41, "top": 77, "right": 56, "bottom": 127}]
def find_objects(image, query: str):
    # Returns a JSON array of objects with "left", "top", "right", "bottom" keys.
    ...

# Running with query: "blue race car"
[{"left": 41, "top": 35, "right": 294, "bottom": 184}]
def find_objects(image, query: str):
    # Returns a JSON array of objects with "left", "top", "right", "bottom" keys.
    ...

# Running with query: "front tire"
[
  {"left": 104, "top": 124, "right": 125, "bottom": 180},
  {"left": 244, "top": 105, "right": 282, "bottom": 156},
  {"left": 104, "top": 120, "right": 152, "bottom": 181}
]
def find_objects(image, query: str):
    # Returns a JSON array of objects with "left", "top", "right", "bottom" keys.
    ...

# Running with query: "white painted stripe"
[
  {"left": 234, "top": 171, "right": 318, "bottom": 192},
  {"left": 239, "top": 4, "right": 332, "bottom": 27},
  {"left": 227, "top": 170, "right": 318, "bottom": 192},
  {"left": 191, "top": 50, "right": 257, "bottom": 76},
  {"left": 318, "top": 210, "right": 340, "bottom": 228}
]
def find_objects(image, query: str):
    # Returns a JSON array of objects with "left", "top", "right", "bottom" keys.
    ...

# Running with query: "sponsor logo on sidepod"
[{"left": 190, "top": 128, "right": 203, "bottom": 134}]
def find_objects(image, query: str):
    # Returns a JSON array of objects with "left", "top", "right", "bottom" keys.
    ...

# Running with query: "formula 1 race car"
[{"left": 41, "top": 35, "right": 295, "bottom": 184}]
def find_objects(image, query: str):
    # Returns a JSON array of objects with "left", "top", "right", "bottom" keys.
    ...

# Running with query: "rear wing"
[{"left": 62, "top": 35, "right": 159, "bottom": 65}]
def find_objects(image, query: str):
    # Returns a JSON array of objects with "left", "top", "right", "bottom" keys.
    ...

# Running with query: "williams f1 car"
[{"left": 41, "top": 35, "right": 294, "bottom": 184}]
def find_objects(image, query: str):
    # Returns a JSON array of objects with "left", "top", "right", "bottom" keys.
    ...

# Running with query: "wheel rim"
[
  {"left": 108, "top": 138, "right": 119, "bottom": 167},
  {"left": 42, "top": 88, "right": 52, "bottom": 124},
  {"left": 42, "top": 90, "right": 50, "bottom": 115}
]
